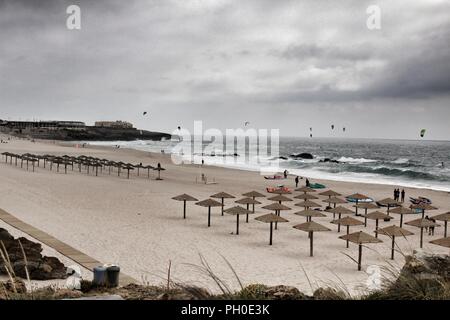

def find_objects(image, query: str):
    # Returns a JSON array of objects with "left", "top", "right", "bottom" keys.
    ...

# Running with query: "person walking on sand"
[
  {"left": 306, "top": 178, "right": 310, "bottom": 187},
  {"left": 401, "top": 189, "right": 405, "bottom": 203},
  {"left": 393, "top": 189, "right": 397, "bottom": 201},
  {"left": 283, "top": 170, "right": 288, "bottom": 179},
  {"left": 295, "top": 176, "right": 299, "bottom": 188}
]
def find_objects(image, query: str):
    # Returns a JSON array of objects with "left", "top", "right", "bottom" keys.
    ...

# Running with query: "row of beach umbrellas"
[{"left": 172, "top": 187, "right": 450, "bottom": 271}]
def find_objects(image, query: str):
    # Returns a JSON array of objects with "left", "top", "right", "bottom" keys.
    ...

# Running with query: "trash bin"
[
  {"left": 106, "top": 265, "right": 120, "bottom": 287},
  {"left": 93, "top": 266, "right": 108, "bottom": 287}
]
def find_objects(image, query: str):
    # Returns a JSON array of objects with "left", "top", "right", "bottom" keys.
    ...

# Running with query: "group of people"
[{"left": 394, "top": 188, "right": 405, "bottom": 202}]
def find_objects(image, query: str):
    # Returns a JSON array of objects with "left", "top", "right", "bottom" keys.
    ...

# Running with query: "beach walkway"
[{"left": 0, "top": 208, "right": 136, "bottom": 286}]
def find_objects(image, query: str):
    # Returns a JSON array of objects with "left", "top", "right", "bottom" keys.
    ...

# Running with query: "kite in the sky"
[{"left": 420, "top": 129, "right": 426, "bottom": 138}]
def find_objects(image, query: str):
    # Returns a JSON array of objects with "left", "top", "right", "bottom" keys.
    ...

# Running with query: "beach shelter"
[
  {"left": 224, "top": 206, "right": 253, "bottom": 235},
  {"left": 295, "top": 200, "right": 321, "bottom": 210},
  {"left": 268, "top": 194, "right": 293, "bottom": 204},
  {"left": 346, "top": 193, "right": 370, "bottom": 216},
  {"left": 354, "top": 202, "right": 379, "bottom": 227},
  {"left": 195, "top": 199, "right": 223, "bottom": 227},
  {"left": 293, "top": 222, "right": 331, "bottom": 257},
  {"left": 377, "top": 225, "right": 414, "bottom": 260},
  {"left": 294, "top": 209, "right": 326, "bottom": 222},
  {"left": 262, "top": 202, "right": 291, "bottom": 229},
  {"left": 390, "top": 206, "right": 416, "bottom": 228},
  {"left": 144, "top": 165, "right": 154, "bottom": 178},
  {"left": 378, "top": 198, "right": 401, "bottom": 216},
  {"left": 331, "top": 216, "right": 364, "bottom": 247},
  {"left": 363, "top": 211, "right": 393, "bottom": 238},
  {"left": 294, "top": 193, "right": 318, "bottom": 200},
  {"left": 405, "top": 218, "right": 439, "bottom": 248},
  {"left": 211, "top": 192, "right": 236, "bottom": 216},
  {"left": 154, "top": 164, "right": 166, "bottom": 180},
  {"left": 242, "top": 191, "right": 266, "bottom": 212},
  {"left": 319, "top": 190, "right": 342, "bottom": 198},
  {"left": 322, "top": 197, "right": 347, "bottom": 216},
  {"left": 255, "top": 214, "right": 289, "bottom": 245},
  {"left": 326, "top": 206, "right": 354, "bottom": 232},
  {"left": 122, "top": 164, "right": 135, "bottom": 179},
  {"left": 429, "top": 237, "right": 450, "bottom": 253},
  {"left": 295, "top": 186, "right": 316, "bottom": 193},
  {"left": 339, "top": 231, "right": 382, "bottom": 271},
  {"left": 432, "top": 212, "right": 450, "bottom": 237},
  {"left": 410, "top": 203, "right": 438, "bottom": 218},
  {"left": 235, "top": 197, "right": 262, "bottom": 222},
  {"left": 172, "top": 194, "right": 199, "bottom": 219}
]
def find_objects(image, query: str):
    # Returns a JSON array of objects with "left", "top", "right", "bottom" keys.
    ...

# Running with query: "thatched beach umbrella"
[
  {"left": 339, "top": 231, "right": 382, "bottom": 271},
  {"left": 154, "top": 163, "right": 165, "bottom": 180},
  {"left": 319, "top": 190, "right": 342, "bottom": 198},
  {"left": 325, "top": 206, "right": 353, "bottom": 232},
  {"left": 410, "top": 203, "right": 438, "bottom": 218},
  {"left": 363, "top": 211, "right": 393, "bottom": 238},
  {"left": 242, "top": 191, "right": 266, "bottom": 212},
  {"left": 262, "top": 202, "right": 291, "bottom": 229},
  {"left": 295, "top": 186, "right": 316, "bottom": 193},
  {"left": 405, "top": 218, "right": 439, "bottom": 248},
  {"left": 195, "top": 199, "right": 223, "bottom": 227},
  {"left": 322, "top": 197, "right": 347, "bottom": 216},
  {"left": 354, "top": 202, "right": 379, "bottom": 227},
  {"left": 224, "top": 206, "right": 253, "bottom": 235},
  {"left": 122, "top": 164, "right": 135, "bottom": 179},
  {"left": 331, "top": 216, "right": 364, "bottom": 247},
  {"left": 144, "top": 165, "right": 154, "bottom": 178},
  {"left": 294, "top": 193, "right": 318, "bottom": 200},
  {"left": 235, "top": 197, "right": 261, "bottom": 222},
  {"left": 211, "top": 192, "right": 236, "bottom": 216},
  {"left": 293, "top": 221, "right": 330, "bottom": 257},
  {"left": 429, "top": 237, "right": 450, "bottom": 253},
  {"left": 378, "top": 198, "right": 401, "bottom": 216},
  {"left": 295, "top": 200, "right": 321, "bottom": 210},
  {"left": 172, "top": 194, "right": 199, "bottom": 219},
  {"left": 347, "top": 193, "right": 370, "bottom": 216},
  {"left": 432, "top": 212, "right": 450, "bottom": 237},
  {"left": 255, "top": 213, "right": 289, "bottom": 245},
  {"left": 377, "top": 225, "right": 414, "bottom": 260},
  {"left": 268, "top": 194, "right": 293, "bottom": 204},
  {"left": 294, "top": 209, "right": 326, "bottom": 222},
  {"left": 390, "top": 206, "right": 416, "bottom": 228}
]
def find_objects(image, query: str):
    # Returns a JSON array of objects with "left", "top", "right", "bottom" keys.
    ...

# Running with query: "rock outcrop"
[
  {"left": 290, "top": 153, "right": 314, "bottom": 160},
  {"left": 0, "top": 228, "right": 67, "bottom": 280}
]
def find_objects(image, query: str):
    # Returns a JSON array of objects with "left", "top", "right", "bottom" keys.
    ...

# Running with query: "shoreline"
[{"left": 0, "top": 135, "right": 449, "bottom": 295}]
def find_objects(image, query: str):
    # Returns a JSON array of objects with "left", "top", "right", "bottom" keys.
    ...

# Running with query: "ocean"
[{"left": 87, "top": 137, "right": 450, "bottom": 192}]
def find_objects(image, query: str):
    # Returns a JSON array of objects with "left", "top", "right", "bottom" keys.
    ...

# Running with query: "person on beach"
[
  {"left": 306, "top": 178, "right": 310, "bottom": 187},
  {"left": 295, "top": 176, "right": 299, "bottom": 187},
  {"left": 283, "top": 170, "right": 288, "bottom": 179},
  {"left": 401, "top": 189, "right": 405, "bottom": 203}
]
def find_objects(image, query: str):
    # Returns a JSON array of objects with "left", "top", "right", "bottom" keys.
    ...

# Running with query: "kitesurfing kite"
[{"left": 420, "top": 129, "right": 426, "bottom": 138}]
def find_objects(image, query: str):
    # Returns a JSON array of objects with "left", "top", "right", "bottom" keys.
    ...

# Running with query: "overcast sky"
[{"left": 0, "top": 0, "right": 449, "bottom": 140}]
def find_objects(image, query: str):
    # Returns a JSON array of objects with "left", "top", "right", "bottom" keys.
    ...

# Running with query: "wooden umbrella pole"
[
  {"left": 400, "top": 214, "right": 403, "bottom": 228},
  {"left": 338, "top": 213, "right": 341, "bottom": 232},
  {"left": 236, "top": 214, "right": 240, "bottom": 235},
  {"left": 420, "top": 227, "right": 423, "bottom": 248},
  {"left": 346, "top": 226, "right": 350, "bottom": 248},
  {"left": 252, "top": 197, "right": 255, "bottom": 213},
  {"left": 391, "top": 236, "right": 395, "bottom": 260},
  {"left": 358, "top": 244, "right": 362, "bottom": 271},
  {"left": 183, "top": 200, "right": 186, "bottom": 219},
  {"left": 355, "top": 200, "right": 359, "bottom": 216},
  {"left": 375, "top": 219, "right": 379, "bottom": 238},
  {"left": 445, "top": 221, "right": 448, "bottom": 238},
  {"left": 208, "top": 207, "right": 211, "bottom": 227},
  {"left": 246, "top": 204, "right": 249, "bottom": 222},
  {"left": 310, "top": 232, "right": 314, "bottom": 257},
  {"left": 269, "top": 222, "right": 273, "bottom": 245},
  {"left": 275, "top": 210, "right": 278, "bottom": 230},
  {"left": 221, "top": 198, "right": 224, "bottom": 216}
]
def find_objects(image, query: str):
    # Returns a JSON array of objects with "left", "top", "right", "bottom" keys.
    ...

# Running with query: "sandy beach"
[{"left": 0, "top": 135, "right": 449, "bottom": 296}]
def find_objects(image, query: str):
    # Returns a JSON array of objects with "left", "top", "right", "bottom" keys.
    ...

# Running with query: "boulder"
[{"left": 290, "top": 153, "right": 314, "bottom": 160}]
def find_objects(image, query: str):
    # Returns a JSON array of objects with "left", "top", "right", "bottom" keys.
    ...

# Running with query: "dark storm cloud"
[{"left": 0, "top": 0, "right": 449, "bottom": 139}]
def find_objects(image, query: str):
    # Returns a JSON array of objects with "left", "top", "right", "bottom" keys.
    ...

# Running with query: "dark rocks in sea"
[
  {"left": 319, "top": 158, "right": 341, "bottom": 164},
  {"left": 0, "top": 228, "right": 67, "bottom": 280},
  {"left": 290, "top": 153, "right": 314, "bottom": 160},
  {"left": 278, "top": 156, "right": 288, "bottom": 160}
]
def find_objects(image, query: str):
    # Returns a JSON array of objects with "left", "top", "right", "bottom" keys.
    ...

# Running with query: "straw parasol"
[
  {"left": 410, "top": 203, "right": 438, "bottom": 218},
  {"left": 389, "top": 206, "right": 416, "bottom": 228},
  {"left": 195, "top": 199, "right": 223, "bottom": 227},
  {"left": 429, "top": 237, "right": 450, "bottom": 252},
  {"left": 322, "top": 197, "right": 347, "bottom": 216},
  {"left": 363, "top": 211, "right": 393, "bottom": 238},
  {"left": 154, "top": 163, "right": 165, "bottom": 180},
  {"left": 347, "top": 193, "right": 370, "bottom": 216},
  {"left": 319, "top": 190, "right": 342, "bottom": 198},
  {"left": 377, "top": 225, "right": 414, "bottom": 260},
  {"left": 262, "top": 202, "right": 291, "bottom": 230},
  {"left": 235, "top": 197, "right": 262, "bottom": 222},
  {"left": 378, "top": 198, "right": 401, "bottom": 215},
  {"left": 224, "top": 206, "right": 253, "bottom": 235},
  {"left": 432, "top": 212, "right": 450, "bottom": 237},
  {"left": 294, "top": 209, "right": 326, "bottom": 222},
  {"left": 354, "top": 202, "right": 379, "bottom": 227},
  {"left": 242, "top": 191, "right": 266, "bottom": 212},
  {"left": 255, "top": 214, "right": 289, "bottom": 245},
  {"left": 331, "top": 216, "right": 364, "bottom": 247},
  {"left": 339, "top": 231, "right": 382, "bottom": 271},
  {"left": 295, "top": 200, "right": 321, "bottom": 210},
  {"left": 211, "top": 192, "right": 236, "bottom": 216},
  {"left": 172, "top": 194, "right": 199, "bottom": 219},
  {"left": 293, "top": 222, "right": 330, "bottom": 257},
  {"left": 405, "top": 218, "right": 439, "bottom": 248},
  {"left": 268, "top": 194, "right": 293, "bottom": 204},
  {"left": 295, "top": 186, "right": 316, "bottom": 193},
  {"left": 326, "top": 206, "right": 353, "bottom": 232},
  {"left": 294, "top": 193, "right": 318, "bottom": 200}
]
